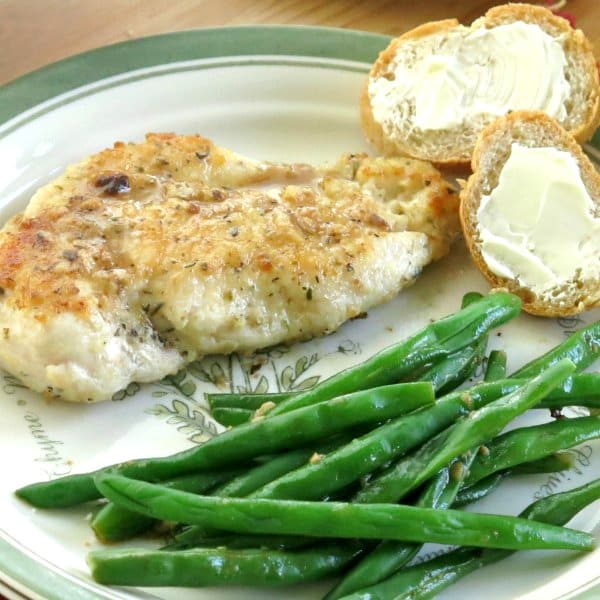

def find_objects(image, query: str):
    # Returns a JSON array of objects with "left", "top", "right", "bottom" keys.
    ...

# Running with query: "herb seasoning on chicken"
[{"left": 0, "top": 134, "right": 459, "bottom": 402}]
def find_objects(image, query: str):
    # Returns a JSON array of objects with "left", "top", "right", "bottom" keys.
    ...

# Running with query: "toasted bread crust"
[
  {"left": 482, "top": 4, "right": 600, "bottom": 143},
  {"left": 362, "top": 3, "right": 600, "bottom": 169},
  {"left": 361, "top": 18, "right": 467, "bottom": 169},
  {"left": 460, "top": 111, "right": 600, "bottom": 316}
]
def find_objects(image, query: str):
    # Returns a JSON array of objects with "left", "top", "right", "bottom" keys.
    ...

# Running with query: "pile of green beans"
[
  {"left": 14, "top": 292, "right": 600, "bottom": 597},
  {"left": 341, "top": 478, "right": 600, "bottom": 600}
]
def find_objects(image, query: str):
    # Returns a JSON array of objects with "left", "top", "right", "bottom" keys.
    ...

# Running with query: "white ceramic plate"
[{"left": 0, "top": 26, "right": 599, "bottom": 600}]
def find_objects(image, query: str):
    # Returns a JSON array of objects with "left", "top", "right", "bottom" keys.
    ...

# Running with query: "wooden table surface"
[{"left": 0, "top": 0, "right": 598, "bottom": 86}]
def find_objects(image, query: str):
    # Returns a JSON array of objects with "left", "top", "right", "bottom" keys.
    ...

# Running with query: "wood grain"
[{"left": 0, "top": 1, "right": 598, "bottom": 86}]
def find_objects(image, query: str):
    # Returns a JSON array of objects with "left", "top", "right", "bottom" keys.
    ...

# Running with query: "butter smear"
[
  {"left": 476, "top": 144, "right": 600, "bottom": 298},
  {"left": 370, "top": 22, "right": 570, "bottom": 132}
]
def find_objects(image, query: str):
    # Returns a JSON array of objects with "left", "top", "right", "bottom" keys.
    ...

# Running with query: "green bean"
[
  {"left": 164, "top": 432, "right": 358, "bottom": 546},
  {"left": 523, "top": 477, "right": 600, "bottom": 523},
  {"left": 213, "top": 448, "right": 319, "bottom": 498},
  {"left": 512, "top": 451, "right": 575, "bottom": 474},
  {"left": 505, "top": 317, "right": 600, "bottom": 408},
  {"left": 337, "top": 548, "right": 482, "bottom": 600},
  {"left": 416, "top": 292, "right": 486, "bottom": 395},
  {"left": 453, "top": 472, "right": 509, "bottom": 508},
  {"left": 463, "top": 416, "right": 600, "bottom": 488},
  {"left": 93, "top": 442, "right": 339, "bottom": 542},
  {"left": 206, "top": 391, "right": 293, "bottom": 411},
  {"left": 537, "top": 373, "right": 600, "bottom": 409},
  {"left": 94, "top": 474, "right": 594, "bottom": 552},
  {"left": 453, "top": 452, "right": 575, "bottom": 508},
  {"left": 484, "top": 350, "right": 507, "bottom": 381},
  {"left": 461, "top": 291, "right": 487, "bottom": 306},
  {"left": 483, "top": 374, "right": 600, "bottom": 410},
  {"left": 446, "top": 347, "right": 507, "bottom": 519},
  {"left": 88, "top": 542, "right": 363, "bottom": 587},
  {"left": 168, "top": 531, "right": 315, "bottom": 551},
  {"left": 433, "top": 453, "right": 478, "bottom": 509},
  {"left": 325, "top": 452, "right": 476, "bottom": 600},
  {"left": 215, "top": 436, "right": 348, "bottom": 499},
  {"left": 214, "top": 343, "right": 488, "bottom": 425},
  {"left": 181, "top": 386, "right": 496, "bottom": 544},
  {"left": 512, "top": 320, "right": 600, "bottom": 378},
  {"left": 346, "top": 478, "right": 600, "bottom": 600},
  {"left": 249, "top": 379, "right": 524, "bottom": 503},
  {"left": 210, "top": 341, "right": 485, "bottom": 426},
  {"left": 220, "top": 372, "right": 590, "bottom": 509},
  {"left": 16, "top": 382, "right": 434, "bottom": 508},
  {"left": 211, "top": 407, "right": 254, "bottom": 427},
  {"left": 91, "top": 468, "right": 244, "bottom": 543},
  {"left": 354, "top": 360, "right": 575, "bottom": 504},
  {"left": 173, "top": 435, "right": 351, "bottom": 545},
  {"left": 267, "top": 292, "right": 521, "bottom": 416},
  {"left": 18, "top": 373, "right": 594, "bottom": 509},
  {"left": 206, "top": 294, "right": 484, "bottom": 418},
  {"left": 419, "top": 338, "right": 487, "bottom": 395}
]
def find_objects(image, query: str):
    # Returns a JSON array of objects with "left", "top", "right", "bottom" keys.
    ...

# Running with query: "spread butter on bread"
[
  {"left": 362, "top": 3, "right": 600, "bottom": 168},
  {"left": 460, "top": 111, "right": 600, "bottom": 317}
]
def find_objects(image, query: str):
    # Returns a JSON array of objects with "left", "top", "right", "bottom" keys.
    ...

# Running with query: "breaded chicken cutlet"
[{"left": 0, "top": 133, "right": 459, "bottom": 402}]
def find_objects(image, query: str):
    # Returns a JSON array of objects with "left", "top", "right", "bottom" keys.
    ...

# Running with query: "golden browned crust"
[
  {"left": 0, "top": 133, "right": 462, "bottom": 402},
  {"left": 0, "top": 133, "right": 220, "bottom": 320},
  {"left": 0, "top": 133, "right": 460, "bottom": 325},
  {"left": 362, "top": 3, "right": 600, "bottom": 168},
  {"left": 460, "top": 111, "right": 600, "bottom": 317}
]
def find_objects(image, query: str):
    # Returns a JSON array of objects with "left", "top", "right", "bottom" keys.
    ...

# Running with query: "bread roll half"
[
  {"left": 362, "top": 3, "right": 600, "bottom": 168},
  {"left": 460, "top": 111, "right": 599, "bottom": 317}
]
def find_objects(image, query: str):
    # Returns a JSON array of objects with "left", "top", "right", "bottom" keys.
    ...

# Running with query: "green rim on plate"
[{"left": 0, "top": 25, "right": 390, "bottom": 126}]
